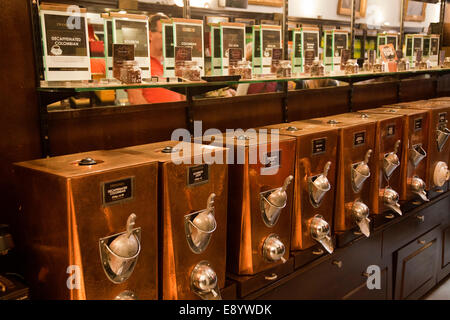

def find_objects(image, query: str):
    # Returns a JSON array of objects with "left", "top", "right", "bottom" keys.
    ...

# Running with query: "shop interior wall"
[
  {"left": 0, "top": 0, "right": 41, "bottom": 226},
  {"left": 289, "top": 0, "right": 440, "bottom": 29}
]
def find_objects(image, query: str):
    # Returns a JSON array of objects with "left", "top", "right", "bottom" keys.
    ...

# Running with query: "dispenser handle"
[
  {"left": 206, "top": 193, "right": 216, "bottom": 213},
  {"left": 126, "top": 213, "right": 136, "bottom": 238},
  {"left": 394, "top": 140, "right": 401, "bottom": 154},
  {"left": 281, "top": 175, "right": 294, "bottom": 192},
  {"left": 323, "top": 161, "right": 332, "bottom": 177},
  {"left": 364, "top": 150, "right": 373, "bottom": 164}
]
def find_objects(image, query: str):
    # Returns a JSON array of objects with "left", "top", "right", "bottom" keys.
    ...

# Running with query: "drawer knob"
[
  {"left": 312, "top": 248, "right": 324, "bottom": 255},
  {"left": 265, "top": 273, "right": 278, "bottom": 281},
  {"left": 416, "top": 215, "right": 425, "bottom": 222},
  {"left": 332, "top": 260, "right": 343, "bottom": 268},
  {"left": 418, "top": 239, "right": 426, "bottom": 245}
]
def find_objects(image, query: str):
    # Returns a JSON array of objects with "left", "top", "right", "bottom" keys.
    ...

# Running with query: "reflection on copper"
[{"left": 67, "top": 181, "right": 86, "bottom": 300}]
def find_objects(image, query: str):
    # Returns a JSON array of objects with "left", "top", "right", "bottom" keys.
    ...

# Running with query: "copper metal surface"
[
  {"left": 390, "top": 101, "right": 450, "bottom": 191},
  {"left": 349, "top": 112, "right": 405, "bottom": 215},
  {"left": 260, "top": 122, "right": 338, "bottom": 251},
  {"left": 360, "top": 107, "right": 430, "bottom": 202},
  {"left": 117, "top": 141, "right": 228, "bottom": 300},
  {"left": 199, "top": 132, "right": 296, "bottom": 275},
  {"left": 14, "top": 150, "right": 159, "bottom": 299},
  {"left": 304, "top": 115, "right": 376, "bottom": 234}
]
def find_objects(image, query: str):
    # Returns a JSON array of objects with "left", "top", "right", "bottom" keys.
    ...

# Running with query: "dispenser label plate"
[
  {"left": 187, "top": 164, "right": 209, "bottom": 187},
  {"left": 312, "top": 138, "right": 327, "bottom": 155},
  {"left": 386, "top": 124, "right": 396, "bottom": 137},
  {"left": 439, "top": 112, "right": 447, "bottom": 126},
  {"left": 353, "top": 131, "right": 366, "bottom": 147},
  {"left": 414, "top": 118, "right": 423, "bottom": 131},
  {"left": 102, "top": 177, "right": 134, "bottom": 205}
]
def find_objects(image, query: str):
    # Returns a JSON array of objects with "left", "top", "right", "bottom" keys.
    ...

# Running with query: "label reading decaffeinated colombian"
[
  {"left": 353, "top": 131, "right": 366, "bottom": 147},
  {"left": 187, "top": 164, "right": 209, "bottom": 186},
  {"left": 103, "top": 177, "right": 133, "bottom": 205},
  {"left": 312, "top": 138, "right": 327, "bottom": 155},
  {"left": 414, "top": 118, "right": 423, "bottom": 131}
]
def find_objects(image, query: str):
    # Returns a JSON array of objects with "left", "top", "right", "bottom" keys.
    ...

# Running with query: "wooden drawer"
[
  {"left": 394, "top": 226, "right": 440, "bottom": 300},
  {"left": 342, "top": 267, "right": 390, "bottom": 300},
  {"left": 253, "top": 233, "right": 383, "bottom": 299},
  {"left": 383, "top": 198, "right": 446, "bottom": 256}
]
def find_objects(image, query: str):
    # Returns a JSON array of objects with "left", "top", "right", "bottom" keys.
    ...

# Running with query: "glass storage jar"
[
  {"left": 181, "top": 61, "right": 201, "bottom": 81},
  {"left": 443, "top": 57, "right": 450, "bottom": 68},
  {"left": 119, "top": 60, "right": 142, "bottom": 84},
  {"left": 362, "top": 60, "right": 373, "bottom": 72},
  {"left": 277, "top": 60, "right": 292, "bottom": 78},
  {"left": 310, "top": 59, "right": 325, "bottom": 76},
  {"left": 345, "top": 59, "right": 359, "bottom": 74},
  {"left": 398, "top": 58, "right": 409, "bottom": 71},
  {"left": 229, "top": 61, "right": 252, "bottom": 79},
  {"left": 416, "top": 60, "right": 428, "bottom": 70},
  {"left": 373, "top": 59, "right": 384, "bottom": 72}
]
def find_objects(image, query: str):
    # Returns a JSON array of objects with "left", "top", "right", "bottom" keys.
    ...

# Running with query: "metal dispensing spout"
[
  {"left": 309, "top": 162, "right": 332, "bottom": 207},
  {"left": 261, "top": 175, "right": 294, "bottom": 227},
  {"left": 352, "top": 150, "right": 372, "bottom": 192}
]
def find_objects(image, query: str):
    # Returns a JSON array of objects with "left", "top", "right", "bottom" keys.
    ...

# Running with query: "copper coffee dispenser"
[
  {"left": 13, "top": 150, "right": 159, "bottom": 300},
  {"left": 200, "top": 131, "right": 295, "bottom": 276},
  {"left": 391, "top": 100, "right": 450, "bottom": 197},
  {"left": 359, "top": 107, "right": 430, "bottom": 205},
  {"left": 118, "top": 141, "right": 228, "bottom": 300},
  {"left": 260, "top": 122, "right": 338, "bottom": 255},
  {"left": 305, "top": 115, "right": 376, "bottom": 241},
  {"left": 344, "top": 112, "right": 405, "bottom": 224}
]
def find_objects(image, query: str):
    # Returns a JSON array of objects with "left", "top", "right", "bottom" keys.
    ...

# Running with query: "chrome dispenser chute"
[
  {"left": 351, "top": 200, "right": 371, "bottom": 237},
  {"left": 309, "top": 215, "right": 334, "bottom": 254},
  {"left": 262, "top": 234, "right": 287, "bottom": 263},
  {"left": 383, "top": 140, "right": 401, "bottom": 180},
  {"left": 351, "top": 150, "right": 373, "bottom": 193},
  {"left": 410, "top": 176, "right": 430, "bottom": 202},
  {"left": 383, "top": 187, "right": 402, "bottom": 216},
  {"left": 190, "top": 261, "right": 222, "bottom": 300},
  {"left": 99, "top": 213, "right": 141, "bottom": 284},
  {"left": 260, "top": 176, "right": 294, "bottom": 227},
  {"left": 308, "top": 162, "right": 332, "bottom": 208},
  {"left": 185, "top": 193, "right": 217, "bottom": 254}
]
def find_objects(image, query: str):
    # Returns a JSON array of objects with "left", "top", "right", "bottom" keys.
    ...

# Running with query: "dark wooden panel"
[
  {"left": 252, "top": 233, "right": 383, "bottom": 300},
  {"left": 193, "top": 93, "right": 284, "bottom": 131},
  {"left": 383, "top": 195, "right": 449, "bottom": 257},
  {"left": 0, "top": 0, "right": 42, "bottom": 227},
  {"left": 394, "top": 227, "right": 440, "bottom": 300},
  {"left": 437, "top": 74, "right": 450, "bottom": 97},
  {"left": 287, "top": 85, "right": 350, "bottom": 121},
  {"left": 342, "top": 268, "right": 389, "bottom": 300},
  {"left": 352, "top": 81, "right": 398, "bottom": 111},
  {"left": 438, "top": 225, "right": 450, "bottom": 282},
  {"left": 399, "top": 78, "right": 436, "bottom": 102},
  {"left": 48, "top": 102, "right": 188, "bottom": 156}
]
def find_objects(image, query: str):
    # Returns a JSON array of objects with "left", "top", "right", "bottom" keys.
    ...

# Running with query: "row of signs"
[{"left": 39, "top": 4, "right": 442, "bottom": 82}]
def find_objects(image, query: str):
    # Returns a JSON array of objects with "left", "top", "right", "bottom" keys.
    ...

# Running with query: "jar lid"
[{"left": 122, "top": 60, "right": 138, "bottom": 65}]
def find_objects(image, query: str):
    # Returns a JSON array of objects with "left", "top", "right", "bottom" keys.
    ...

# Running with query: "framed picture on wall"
[
  {"left": 248, "top": 0, "right": 283, "bottom": 7},
  {"left": 404, "top": 0, "right": 427, "bottom": 22},
  {"left": 337, "top": 0, "right": 367, "bottom": 18}
]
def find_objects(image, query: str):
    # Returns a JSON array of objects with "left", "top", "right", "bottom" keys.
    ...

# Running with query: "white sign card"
[{"left": 40, "top": 7, "right": 91, "bottom": 81}]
